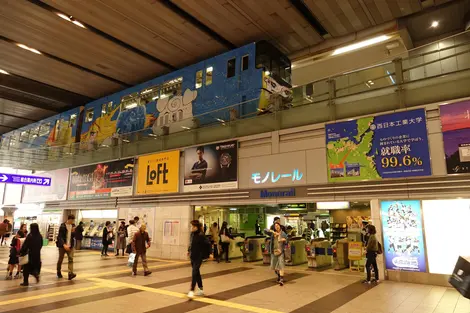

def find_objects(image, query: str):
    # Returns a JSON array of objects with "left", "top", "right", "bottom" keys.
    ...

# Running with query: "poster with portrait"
[
  {"left": 68, "top": 158, "right": 135, "bottom": 200},
  {"left": 380, "top": 200, "right": 426, "bottom": 272},
  {"left": 440, "top": 100, "right": 470, "bottom": 173},
  {"left": 183, "top": 140, "right": 238, "bottom": 192}
]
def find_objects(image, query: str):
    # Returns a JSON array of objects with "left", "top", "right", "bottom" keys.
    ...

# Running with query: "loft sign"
[
  {"left": 0, "top": 173, "right": 51, "bottom": 186},
  {"left": 260, "top": 188, "right": 295, "bottom": 198}
]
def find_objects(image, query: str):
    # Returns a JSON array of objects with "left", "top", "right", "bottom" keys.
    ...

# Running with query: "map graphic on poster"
[
  {"left": 326, "top": 109, "right": 431, "bottom": 182},
  {"left": 127, "top": 207, "right": 155, "bottom": 240},
  {"left": 439, "top": 100, "right": 470, "bottom": 173},
  {"left": 380, "top": 200, "right": 426, "bottom": 272},
  {"left": 68, "top": 158, "right": 135, "bottom": 200}
]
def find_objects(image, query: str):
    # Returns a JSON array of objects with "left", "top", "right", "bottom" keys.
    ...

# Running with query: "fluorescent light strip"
[
  {"left": 17, "top": 43, "right": 42, "bottom": 55},
  {"left": 332, "top": 35, "right": 390, "bottom": 56},
  {"left": 0, "top": 69, "right": 9, "bottom": 75}
]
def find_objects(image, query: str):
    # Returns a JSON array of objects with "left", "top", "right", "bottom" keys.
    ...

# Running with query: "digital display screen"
[
  {"left": 380, "top": 200, "right": 427, "bottom": 272},
  {"left": 422, "top": 199, "right": 470, "bottom": 275}
]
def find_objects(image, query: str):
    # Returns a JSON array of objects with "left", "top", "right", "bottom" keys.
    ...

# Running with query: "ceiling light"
[
  {"left": 72, "top": 20, "right": 86, "bottom": 29},
  {"left": 126, "top": 103, "right": 137, "bottom": 109},
  {"left": 367, "top": 80, "right": 374, "bottom": 85},
  {"left": 264, "top": 71, "right": 271, "bottom": 76},
  {"left": 431, "top": 21, "right": 439, "bottom": 28},
  {"left": 332, "top": 35, "right": 390, "bottom": 56},
  {"left": 216, "top": 118, "right": 225, "bottom": 123},
  {"left": 0, "top": 69, "right": 9, "bottom": 75},
  {"left": 57, "top": 13, "right": 71, "bottom": 22},
  {"left": 181, "top": 126, "right": 191, "bottom": 130},
  {"left": 16, "top": 43, "right": 42, "bottom": 54}
]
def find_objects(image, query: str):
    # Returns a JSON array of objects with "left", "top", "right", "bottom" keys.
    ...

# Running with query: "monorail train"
[{"left": 1, "top": 41, "right": 292, "bottom": 151}]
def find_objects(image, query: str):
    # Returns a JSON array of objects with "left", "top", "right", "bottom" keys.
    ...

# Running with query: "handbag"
[{"left": 19, "top": 254, "right": 29, "bottom": 266}]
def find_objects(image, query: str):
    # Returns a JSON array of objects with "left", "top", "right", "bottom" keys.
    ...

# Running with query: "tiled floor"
[{"left": 0, "top": 246, "right": 468, "bottom": 313}]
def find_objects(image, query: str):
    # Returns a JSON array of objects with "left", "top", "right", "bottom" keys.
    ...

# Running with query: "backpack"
[
  {"left": 377, "top": 242, "right": 383, "bottom": 255},
  {"left": 202, "top": 235, "right": 212, "bottom": 260}
]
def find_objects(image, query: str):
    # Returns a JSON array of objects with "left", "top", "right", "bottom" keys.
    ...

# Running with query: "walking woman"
[
  {"left": 363, "top": 224, "right": 379, "bottom": 284},
  {"left": 101, "top": 221, "right": 111, "bottom": 257},
  {"left": 219, "top": 221, "right": 233, "bottom": 263},
  {"left": 269, "top": 222, "right": 288, "bottom": 286},
  {"left": 115, "top": 221, "right": 127, "bottom": 257},
  {"left": 6, "top": 231, "right": 23, "bottom": 280},
  {"left": 19, "top": 223, "right": 42, "bottom": 286},
  {"left": 188, "top": 220, "right": 205, "bottom": 299}
]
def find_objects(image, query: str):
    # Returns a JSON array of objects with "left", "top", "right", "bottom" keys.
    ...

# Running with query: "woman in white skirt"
[{"left": 270, "top": 222, "right": 288, "bottom": 286}]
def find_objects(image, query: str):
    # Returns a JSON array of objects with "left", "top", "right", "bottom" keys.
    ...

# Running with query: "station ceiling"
[{"left": 0, "top": 0, "right": 467, "bottom": 135}]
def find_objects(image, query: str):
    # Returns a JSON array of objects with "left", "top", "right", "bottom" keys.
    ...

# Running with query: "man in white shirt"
[
  {"left": 126, "top": 220, "right": 139, "bottom": 253},
  {"left": 57, "top": 214, "right": 76, "bottom": 280}
]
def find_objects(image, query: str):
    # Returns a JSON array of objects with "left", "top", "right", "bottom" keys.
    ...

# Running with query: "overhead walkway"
[{"left": 2, "top": 31, "right": 470, "bottom": 171}]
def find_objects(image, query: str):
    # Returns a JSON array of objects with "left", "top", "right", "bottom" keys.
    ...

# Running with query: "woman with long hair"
[
  {"left": 187, "top": 220, "right": 205, "bottom": 299},
  {"left": 363, "top": 224, "right": 379, "bottom": 284},
  {"left": 101, "top": 221, "right": 111, "bottom": 257},
  {"left": 115, "top": 221, "right": 127, "bottom": 257},
  {"left": 219, "top": 221, "right": 232, "bottom": 263},
  {"left": 268, "top": 222, "right": 288, "bottom": 286},
  {"left": 19, "top": 223, "right": 42, "bottom": 286}
]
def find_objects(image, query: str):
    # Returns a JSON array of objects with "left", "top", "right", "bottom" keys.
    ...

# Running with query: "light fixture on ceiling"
[
  {"left": 264, "top": 70, "right": 271, "bottom": 76},
  {"left": 332, "top": 35, "right": 391, "bottom": 56},
  {"left": 16, "top": 43, "right": 42, "bottom": 55},
  {"left": 367, "top": 80, "right": 374, "bottom": 85},
  {"left": 431, "top": 21, "right": 439, "bottom": 28},
  {"left": 56, "top": 12, "right": 86, "bottom": 29},
  {"left": 0, "top": 69, "right": 9, "bottom": 75}
]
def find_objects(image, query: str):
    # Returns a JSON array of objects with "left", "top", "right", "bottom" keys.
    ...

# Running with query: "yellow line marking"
[
  {"left": 0, "top": 285, "right": 104, "bottom": 305},
  {"left": 88, "top": 278, "right": 283, "bottom": 313}
]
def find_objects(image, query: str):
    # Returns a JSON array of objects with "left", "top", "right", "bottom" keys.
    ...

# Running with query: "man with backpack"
[{"left": 187, "top": 220, "right": 211, "bottom": 299}]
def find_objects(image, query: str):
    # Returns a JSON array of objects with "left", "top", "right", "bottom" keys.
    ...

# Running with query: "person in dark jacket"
[
  {"left": 101, "top": 221, "right": 112, "bottom": 257},
  {"left": 363, "top": 224, "right": 379, "bottom": 284},
  {"left": 219, "top": 221, "right": 233, "bottom": 263},
  {"left": 187, "top": 220, "right": 205, "bottom": 299},
  {"left": 56, "top": 214, "right": 76, "bottom": 280},
  {"left": 74, "top": 222, "right": 84, "bottom": 250},
  {"left": 131, "top": 224, "right": 152, "bottom": 276},
  {"left": 19, "top": 223, "right": 42, "bottom": 286}
]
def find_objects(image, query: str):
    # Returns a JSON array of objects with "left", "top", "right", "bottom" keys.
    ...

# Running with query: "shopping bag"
[
  {"left": 449, "top": 256, "right": 470, "bottom": 299},
  {"left": 19, "top": 255, "right": 29, "bottom": 266},
  {"left": 127, "top": 253, "right": 136, "bottom": 267}
]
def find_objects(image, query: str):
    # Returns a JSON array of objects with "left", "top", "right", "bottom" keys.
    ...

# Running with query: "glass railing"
[{"left": 2, "top": 30, "right": 470, "bottom": 170}]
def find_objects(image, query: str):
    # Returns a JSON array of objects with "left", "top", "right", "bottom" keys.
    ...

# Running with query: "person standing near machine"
[
  {"left": 131, "top": 224, "right": 152, "bottom": 276},
  {"left": 101, "top": 221, "right": 112, "bottom": 257},
  {"left": 19, "top": 223, "right": 42, "bottom": 287},
  {"left": 267, "top": 222, "right": 288, "bottom": 286},
  {"left": 363, "top": 225, "right": 379, "bottom": 284},
  {"left": 219, "top": 221, "right": 233, "bottom": 263},
  {"left": 56, "top": 214, "right": 76, "bottom": 280},
  {"left": 209, "top": 222, "right": 220, "bottom": 262},
  {"left": 75, "top": 222, "right": 84, "bottom": 250}
]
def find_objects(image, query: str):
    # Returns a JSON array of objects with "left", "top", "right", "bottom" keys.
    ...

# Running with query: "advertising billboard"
[
  {"left": 439, "top": 100, "right": 470, "bottom": 173},
  {"left": 22, "top": 168, "right": 69, "bottom": 203},
  {"left": 136, "top": 150, "right": 180, "bottom": 195},
  {"left": 184, "top": 140, "right": 238, "bottom": 192},
  {"left": 326, "top": 109, "right": 431, "bottom": 182},
  {"left": 380, "top": 200, "right": 426, "bottom": 272},
  {"left": 68, "top": 158, "right": 135, "bottom": 200}
]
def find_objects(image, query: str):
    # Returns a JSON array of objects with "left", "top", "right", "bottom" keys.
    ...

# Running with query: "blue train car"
[
  {"left": 79, "top": 41, "right": 292, "bottom": 148},
  {"left": 1, "top": 107, "right": 83, "bottom": 152}
]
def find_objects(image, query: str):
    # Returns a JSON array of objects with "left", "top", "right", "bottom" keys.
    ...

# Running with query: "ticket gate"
[
  {"left": 242, "top": 236, "right": 266, "bottom": 262},
  {"left": 306, "top": 239, "right": 333, "bottom": 268},
  {"left": 229, "top": 236, "right": 245, "bottom": 259},
  {"left": 262, "top": 238, "right": 271, "bottom": 265},
  {"left": 333, "top": 239, "right": 349, "bottom": 270},
  {"left": 285, "top": 237, "right": 308, "bottom": 266}
]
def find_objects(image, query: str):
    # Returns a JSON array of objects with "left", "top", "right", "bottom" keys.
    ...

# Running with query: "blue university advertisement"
[
  {"left": 380, "top": 200, "right": 426, "bottom": 272},
  {"left": 326, "top": 109, "right": 431, "bottom": 182}
]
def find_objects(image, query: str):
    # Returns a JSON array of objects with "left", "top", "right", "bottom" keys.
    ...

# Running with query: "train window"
[
  {"left": 255, "top": 41, "right": 292, "bottom": 85},
  {"left": 85, "top": 108, "right": 94, "bottom": 122},
  {"left": 140, "top": 86, "right": 160, "bottom": 104},
  {"left": 54, "top": 120, "right": 60, "bottom": 135},
  {"left": 20, "top": 130, "right": 30, "bottom": 142},
  {"left": 101, "top": 104, "right": 107, "bottom": 117},
  {"left": 242, "top": 55, "right": 249, "bottom": 71},
  {"left": 195, "top": 70, "right": 203, "bottom": 89},
  {"left": 227, "top": 58, "right": 236, "bottom": 78},
  {"left": 30, "top": 126, "right": 40, "bottom": 139},
  {"left": 39, "top": 123, "right": 51, "bottom": 137},
  {"left": 121, "top": 92, "right": 140, "bottom": 111},
  {"left": 69, "top": 114, "right": 77, "bottom": 127},
  {"left": 206, "top": 66, "right": 213, "bottom": 86},
  {"left": 161, "top": 77, "right": 183, "bottom": 99}
]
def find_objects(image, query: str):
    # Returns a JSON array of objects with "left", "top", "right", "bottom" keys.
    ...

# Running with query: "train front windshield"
[{"left": 255, "top": 41, "right": 292, "bottom": 86}]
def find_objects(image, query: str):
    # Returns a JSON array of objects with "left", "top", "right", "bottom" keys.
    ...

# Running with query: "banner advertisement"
[
  {"left": 163, "top": 220, "right": 180, "bottom": 245},
  {"left": 439, "top": 100, "right": 470, "bottom": 173},
  {"left": 326, "top": 109, "right": 431, "bottom": 182},
  {"left": 348, "top": 242, "right": 363, "bottom": 261},
  {"left": 184, "top": 140, "right": 238, "bottom": 192},
  {"left": 136, "top": 151, "right": 180, "bottom": 195},
  {"left": 68, "top": 158, "right": 135, "bottom": 200},
  {"left": 380, "top": 200, "right": 426, "bottom": 272},
  {"left": 22, "top": 168, "right": 69, "bottom": 203}
]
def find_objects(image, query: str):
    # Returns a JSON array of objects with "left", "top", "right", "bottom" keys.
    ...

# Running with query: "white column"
[{"left": 370, "top": 199, "right": 386, "bottom": 280}]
